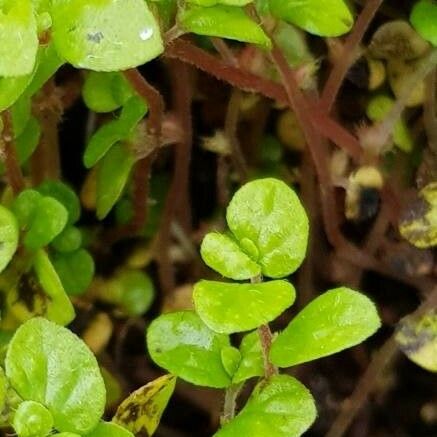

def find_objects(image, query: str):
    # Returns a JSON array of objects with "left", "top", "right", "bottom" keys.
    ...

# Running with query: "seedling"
[{"left": 146, "top": 178, "right": 381, "bottom": 435}]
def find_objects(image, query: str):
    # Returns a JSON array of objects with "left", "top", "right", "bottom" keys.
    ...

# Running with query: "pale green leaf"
[
  {"left": 0, "top": 205, "right": 19, "bottom": 273},
  {"left": 221, "top": 346, "right": 241, "bottom": 377},
  {"left": 86, "top": 422, "right": 133, "bottom": 437},
  {"left": 194, "top": 280, "right": 295, "bottom": 333},
  {"left": 146, "top": 311, "right": 232, "bottom": 388},
  {"left": 200, "top": 232, "right": 261, "bottom": 280},
  {"left": 13, "top": 400, "right": 54, "bottom": 437},
  {"left": 51, "top": 0, "right": 164, "bottom": 71},
  {"left": 226, "top": 178, "right": 309, "bottom": 278},
  {"left": 5, "top": 317, "right": 106, "bottom": 434},
  {"left": 179, "top": 5, "right": 271, "bottom": 48},
  {"left": 233, "top": 331, "right": 264, "bottom": 383},
  {"left": 269, "top": 0, "right": 353, "bottom": 37},
  {"left": 270, "top": 287, "right": 381, "bottom": 367},
  {"left": 114, "top": 374, "right": 176, "bottom": 436},
  {"left": 215, "top": 375, "right": 316, "bottom": 437}
]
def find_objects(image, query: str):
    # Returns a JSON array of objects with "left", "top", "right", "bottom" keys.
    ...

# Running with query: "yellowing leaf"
[{"left": 114, "top": 374, "right": 176, "bottom": 436}]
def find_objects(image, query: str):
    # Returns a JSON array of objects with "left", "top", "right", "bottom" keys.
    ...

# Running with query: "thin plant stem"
[
  {"left": 222, "top": 382, "right": 244, "bottom": 425},
  {"left": 321, "top": 0, "right": 384, "bottom": 112},
  {"left": 0, "top": 111, "right": 25, "bottom": 194}
]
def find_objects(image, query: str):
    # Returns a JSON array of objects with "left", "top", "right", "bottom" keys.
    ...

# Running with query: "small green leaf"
[
  {"left": 269, "top": 0, "right": 353, "bottom": 37},
  {"left": 200, "top": 232, "right": 261, "bottom": 280},
  {"left": 13, "top": 400, "right": 54, "bottom": 437},
  {"left": 215, "top": 375, "right": 316, "bottom": 437},
  {"left": 233, "top": 331, "right": 264, "bottom": 383},
  {"left": 84, "top": 96, "right": 147, "bottom": 168},
  {"left": 5, "top": 317, "right": 106, "bottom": 434},
  {"left": 24, "top": 197, "right": 68, "bottom": 251},
  {"left": 51, "top": 0, "right": 164, "bottom": 71},
  {"left": 34, "top": 250, "right": 75, "bottom": 325},
  {"left": 399, "top": 182, "right": 437, "bottom": 248},
  {"left": 82, "top": 72, "right": 132, "bottom": 113},
  {"left": 86, "top": 422, "right": 133, "bottom": 437},
  {"left": 396, "top": 310, "right": 437, "bottom": 372},
  {"left": 221, "top": 346, "right": 241, "bottom": 377},
  {"left": 0, "top": 367, "right": 7, "bottom": 413},
  {"left": 11, "top": 189, "right": 42, "bottom": 228},
  {"left": 410, "top": 0, "right": 437, "bottom": 46},
  {"left": 146, "top": 311, "right": 232, "bottom": 388},
  {"left": 366, "top": 95, "right": 413, "bottom": 152},
  {"left": 37, "top": 180, "right": 81, "bottom": 225},
  {"left": 51, "top": 249, "right": 95, "bottom": 296},
  {"left": 0, "top": 0, "right": 38, "bottom": 76},
  {"left": 226, "top": 178, "right": 309, "bottom": 278},
  {"left": 15, "top": 116, "right": 41, "bottom": 164},
  {"left": 96, "top": 143, "right": 136, "bottom": 219},
  {"left": 114, "top": 374, "right": 176, "bottom": 436},
  {"left": 194, "top": 280, "right": 295, "bottom": 333},
  {"left": 51, "top": 226, "right": 83, "bottom": 253},
  {"left": 270, "top": 287, "right": 381, "bottom": 367},
  {"left": 179, "top": 5, "right": 271, "bottom": 48},
  {"left": 117, "top": 270, "right": 155, "bottom": 316},
  {"left": 0, "top": 205, "right": 19, "bottom": 273},
  {"left": 0, "top": 74, "right": 34, "bottom": 112}
]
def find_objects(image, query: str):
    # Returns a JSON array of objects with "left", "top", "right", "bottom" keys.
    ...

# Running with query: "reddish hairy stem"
[
  {"left": 321, "top": 0, "right": 384, "bottom": 112},
  {"left": 1, "top": 111, "right": 25, "bottom": 194}
]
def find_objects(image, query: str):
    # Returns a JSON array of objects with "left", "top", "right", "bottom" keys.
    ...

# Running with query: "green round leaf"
[
  {"left": 0, "top": 74, "right": 34, "bottom": 112},
  {"left": 5, "top": 317, "right": 106, "bottom": 434},
  {"left": 194, "top": 280, "right": 295, "bottom": 333},
  {"left": 179, "top": 5, "right": 271, "bottom": 48},
  {"left": 269, "top": 0, "right": 353, "bottom": 37},
  {"left": 270, "top": 287, "right": 381, "bottom": 367},
  {"left": 146, "top": 311, "right": 232, "bottom": 388},
  {"left": 37, "top": 180, "right": 81, "bottom": 225},
  {"left": 0, "top": 0, "right": 38, "bottom": 76},
  {"left": 34, "top": 250, "right": 75, "bottom": 325},
  {"left": 114, "top": 374, "right": 176, "bottom": 437},
  {"left": 24, "top": 197, "right": 68, "bottom": 251},
  {"left": 86, "top": 422, "right": 134, "bottom": 437},
  {"left": 200, "top": 232, "right": 261, "bottom": 280},
  {"left": 215, "top": 375, "right": 316, "bottom": 437},
  {"left": 221, "top": 346, "right": 241, "bottom": 377},
  {"left": 396, "top": 310, "right": 437, "bottom": 372},
  {"left": 51, "top": 226, "right": 83, "bottom": 253},
  {"left": 11, "top": 189, "right": 42, "bottom": 228},
  {"left": 117, "top": 270, "right": 155, "bottom": 316},
  {"left": 0, "top": 205, "right": 19, "bottom": 273},
  {"left": 233, "top": 331, "right": 264, "bottom": 384},
  {"left": 51, "top": 0, "right": 164, "bottom": 71},
  {"left": 51, "top": 249, "right": 95, "bottom": 296},
  {"left": 410, "top": 0, "right": 437, "bottom": 46},
  {"left": 226, "top": 178, "right": 309, "bottom": 278},
  {"left": 96, "top": 143, "right": 136, "bottom": 219},
  {"left": 13, "top": 400, "right": 54, "bottom": 437},
  {"left": 82, "top": 72, "right": 132, "bottom": 113}
]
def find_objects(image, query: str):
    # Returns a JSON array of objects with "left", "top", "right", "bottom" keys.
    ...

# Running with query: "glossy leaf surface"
[
  {"left": 215, "top": 375, "right": 316, "bottom": 437},
  {"left": 179, "top": 5, "right": 271, "bottom": 48},
  {"left": 269, "top": 0, "right": 353, "bottom": 37},
  {"left": 233, "top": 331, "right": 264, "bottom": 383},
  {"left": 226, "top": 178, "right": 309, "bottom": 278},
  {"left": 13, "top": 400, "right": 54, "bottom": 437},
  {"left": 0, "top": 205, "right": 19, "bottom": 273},
  {"left": 147, "top": 311, "right": 232, "bottom": 387},
  {"left": 5, "top": 317, "right": 106, "bottom": 434},
  {"left": 114, "top": 374, "right": 176, "bottom": 436},
  {"left": 200, "top": 232, "right": 261, "bottom": 280},
  {"left": 270, "top": 288, "right": 381, "bottom": 367},
  {"left": 194, "top": 280, "right": 295, "bottom": 333},
  {"left": 51, "top": 0, "right": 164, "bottom": 71}
]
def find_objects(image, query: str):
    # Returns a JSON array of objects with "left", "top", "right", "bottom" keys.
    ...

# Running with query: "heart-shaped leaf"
[
  {"left": 114, "top": 374, "right": 176, "bottom": 436},
  {"left": 179, "top": 5, "right": 271, "bottom": 48},
  {"left": 270, "top": 287, "right": 381, "bottom": 367},
  {"left": 0, "top": 205, "right": 19, "bottom": 273},
  {"left": 194, "top": 280, "right": 295, "bottom": 333},
  {"left": 51, "top": 0, "right": 163, "bottom": 71},
  {"left": 200, "top": 232, "right": 261, "bottom": 280},
  {"left": 5, "top": 317, "right": 106, "bottom": 434},
  {"left": 226, "top": 178, "right": 309, "bottom": 278},
  {"left": 215, "top": 375, "right": 316, "bottom": 437},
  {"left": 269, "top": 0, "right": 353, "bottom": 37},
  {"left": 146, "top": 311, "right": 232, "bottom": 388}
]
